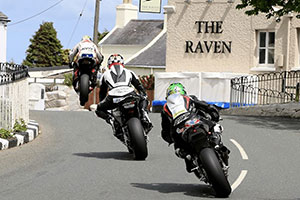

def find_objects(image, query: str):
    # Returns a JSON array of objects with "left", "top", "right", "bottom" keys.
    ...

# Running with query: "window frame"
[{"left": 257, "top": 30, "right": 275, "bottom": 68}]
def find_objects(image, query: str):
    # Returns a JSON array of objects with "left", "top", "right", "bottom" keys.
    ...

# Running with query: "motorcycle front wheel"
[
  {"left": 127, "top": 117, "right": 148, "bottom": 160},
  {"left": 79, "top": 74, "right": 90, "bottom": 106},
  {"left": 199, "top": 148, "right": 231, "bottom": 198}
]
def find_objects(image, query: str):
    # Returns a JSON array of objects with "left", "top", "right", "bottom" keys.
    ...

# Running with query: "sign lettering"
[{"left": 185, "top": 21, "right": 232, "bottom": 54}]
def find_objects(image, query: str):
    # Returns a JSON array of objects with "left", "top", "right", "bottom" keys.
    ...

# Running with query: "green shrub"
[
  {"left": 13, "top": 119, "right": 27, "bottom": 132},
  {"left": 0, "top": 118, "right": 28, "bottom": 139},
  {"left": 63, "top": 73, "right": 73, "bottom": 87},
  {"left": 0, "top": 128, "right": 13, "bottom": 139}
]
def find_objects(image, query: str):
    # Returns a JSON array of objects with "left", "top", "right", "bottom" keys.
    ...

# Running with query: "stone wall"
[
  {"left": 220, "top": 102, "right": 300, "bottom": 118},
  {"left": 45, "top": 85, "right": 83, "bottom": 111}
]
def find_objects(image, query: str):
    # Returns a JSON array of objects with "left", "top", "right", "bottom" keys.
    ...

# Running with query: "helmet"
[
  {"left": 82, "top": 35, "right": 92, "bottom": 41},
  {"left": 166, "top": 83, "right": 186, "bottom": 99},
  {"left": 107, "top": 54, "right": 124, "bottom": 69}
]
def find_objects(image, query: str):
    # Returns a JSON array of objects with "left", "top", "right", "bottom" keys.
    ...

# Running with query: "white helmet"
[{"left": 107, "top": 54, "right": 124, "bottom": 69}]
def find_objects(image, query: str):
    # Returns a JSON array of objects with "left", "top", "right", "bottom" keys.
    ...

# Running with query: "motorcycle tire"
[
  {"left": 79, "top": 74, "right": 90, "bottom": 106},
  {"left": 127, "top": 117, "right": 148, "bottom": 160},
  {"left": 199, "top": 148, "right": 231, "bottom": 198}
]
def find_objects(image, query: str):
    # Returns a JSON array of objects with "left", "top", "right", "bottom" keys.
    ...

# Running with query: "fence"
[
  {"left": 230, "top": 70, "right": 300, "bottom": 107},
  {"left": 0, "top": 63, "right": 29, "bottom": 130}
]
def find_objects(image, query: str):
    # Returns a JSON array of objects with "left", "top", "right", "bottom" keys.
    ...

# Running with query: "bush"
[
  {"left": 139, "top": 74, "right": 154, "bottom": 90},
  {"left": 0, "top": 118, "right": 27, "bottom": 139},
  {"left": 13, "top": 119, "right": 27, "bottom": 132},
  {"left": 63, "top": 73, "right": 73, "bottom": 87},
  {"left": 0, "top": 128, "right": 13, "bottom": 139}
]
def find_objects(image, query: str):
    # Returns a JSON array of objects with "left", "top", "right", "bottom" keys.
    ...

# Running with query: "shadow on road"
[
  {"left": 73, "top": 151, "right": 133, "bottom": 161},
  {"left": 131, "top": 183, "right": 215, "bottom": 198},
  {"left": 225, "top": 115, "right": 300, "bottom": 132}
]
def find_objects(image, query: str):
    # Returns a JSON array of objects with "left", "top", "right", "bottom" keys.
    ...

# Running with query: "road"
[{"left": 0, "top": 111, "right": 300, "bottom": 200}]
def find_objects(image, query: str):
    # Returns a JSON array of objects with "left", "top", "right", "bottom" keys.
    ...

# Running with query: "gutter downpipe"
[{"left": 286, "top": 13, "right": 293, "bottom": 71}]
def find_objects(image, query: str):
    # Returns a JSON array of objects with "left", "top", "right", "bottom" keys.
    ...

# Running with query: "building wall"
[
  {"left": 166, "top": 0, "right": 300, "bottom": 74},
  {"left": 0, "top": 21, "right": 7, "bottom": 62}
]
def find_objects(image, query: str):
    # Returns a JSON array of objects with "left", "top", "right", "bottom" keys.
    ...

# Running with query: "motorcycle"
[
  {"left": 174, "top": 113, "right": 231, "bottom": 197},
  {"left": 107, "top": 86, "right": 148, "bottom": 160},
  {"left": 75, "top": 53, "right": 97, "bottom": 106}
]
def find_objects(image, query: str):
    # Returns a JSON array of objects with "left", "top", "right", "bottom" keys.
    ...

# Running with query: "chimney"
[
  {"left": 116, "top": 0, "right": 138, "bottom": 28},
  {"left": 0, "top": 12, "right": 10, "bottom": 63}
]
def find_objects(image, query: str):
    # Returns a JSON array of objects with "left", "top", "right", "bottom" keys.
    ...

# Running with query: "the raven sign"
[{"left": 139, "top": 0, "right": 162, "bottom": 13}]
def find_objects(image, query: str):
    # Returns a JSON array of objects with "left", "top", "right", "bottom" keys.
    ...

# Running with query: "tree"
[
  {"left": 23, "top": 22, "right": 64, "bottom": 67},
  {"left": 98, "top": 29, "right": 109, "bottom": 42},
  {"left": 61, "top": 49, "right": 71, "bottom": 65},
  {"left": 236, "top": 0, "right": 300, "bottom": 19}
]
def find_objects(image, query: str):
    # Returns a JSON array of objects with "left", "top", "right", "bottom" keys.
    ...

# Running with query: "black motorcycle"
[
  {"left": 108, "top": 86, "right": 148, "bottom": 160},
  {"left": 175, "top": 114, "right": 231, "bottom": 197},
  {"left": 76, "top": 54, "right": 97, "bottom": 106}
]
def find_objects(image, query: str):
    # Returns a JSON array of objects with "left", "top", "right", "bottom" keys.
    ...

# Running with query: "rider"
[
  {"left": 69, "top": 35, "right": 103, "bottom": 92},
  {"left": 161, "top": 83, "right": 230, "bottom": 173},
  {"left": 95, "top": 54, "right": 153, "bottom": 140}
]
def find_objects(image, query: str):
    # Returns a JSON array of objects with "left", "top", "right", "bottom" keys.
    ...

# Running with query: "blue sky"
[{"left": 1, "top": 0, "right": 168, "bottom": 64}]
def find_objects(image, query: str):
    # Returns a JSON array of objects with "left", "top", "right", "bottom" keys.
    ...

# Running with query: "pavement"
[{"left": 0, "top": 120, "right": 40, "bottom": 151}]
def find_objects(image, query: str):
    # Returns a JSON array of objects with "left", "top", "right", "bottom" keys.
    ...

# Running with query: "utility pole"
[
  {"left": 93, "top": 0, "right": 100, "bottom": 105},
  {"left": 93, "top": 0, "right": 100, "bottom": 44}
]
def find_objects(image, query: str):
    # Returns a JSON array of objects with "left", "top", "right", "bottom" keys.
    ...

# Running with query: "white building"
[
  {"left": 153, "top": 0, "right": 300, "bottom": 108},
  {"left": 0, "top": 11, "right": 10, "bottom": 63},
  {"left": 99, "top": 0, "right": 166, "bottom": 76}
]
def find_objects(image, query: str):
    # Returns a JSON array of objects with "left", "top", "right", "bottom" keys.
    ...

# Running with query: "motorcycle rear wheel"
[
  {"left": 127, "top": 117, "right": 148, "bottom": 160},
  {"left": 79, "top": 74, "right": 90, "bottom": 106},
  {"left": 199, "top": 148, "right": 231, "bottom": 198}
]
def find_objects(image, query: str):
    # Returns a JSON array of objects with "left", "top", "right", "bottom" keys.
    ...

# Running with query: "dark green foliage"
[
  {"left": 61, "top": 49, "right": 71, "bottom": 65},
  {"left": 13, "top": 119, "right": 27, "bottom": 132},
  {"left": 0, "top": 128, "right": 12, "bottom": 139},
  {"left": 23, "top": 22, "right": 64, "bottom": 67},
  {"left": 98, "top": 30, "right": 109, "bottom": 42},
  {"left": 63, "top": 73, "right": 73, "bottom": 87},
  {"left": 236, "top": 0, "right": 300, "bottom": 19}
]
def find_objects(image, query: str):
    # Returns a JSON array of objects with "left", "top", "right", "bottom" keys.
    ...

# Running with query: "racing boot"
[
  {"left": 175, "top": 148, "right": 195, "bottom": 173},
  {"left": 219, "top": 145, "right": 230, "bottom": 166},
  {"left": 112, "top": 120, "right": 124, "bottom": 143},
  {"left": 209, "top": 124, "right": 223, "bottom": 147}
]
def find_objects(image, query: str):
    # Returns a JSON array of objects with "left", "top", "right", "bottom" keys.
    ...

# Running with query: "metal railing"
[
  {"left": 0, "top": 63, "right": 29, "bottom": 130},
  {"left": 230, "top": 70, "right": 300, "bottom": 107}
]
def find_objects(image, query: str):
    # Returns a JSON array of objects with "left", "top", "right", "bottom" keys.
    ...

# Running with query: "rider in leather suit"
[
  {"left": 69, "top": 35, "right": 103, "bottom": 92},
  {"left": 161, "top": 83, "right": 229, "bottom": 173},
  {"left": 95, "top": 54, "right": 153, "bottom": 140}
]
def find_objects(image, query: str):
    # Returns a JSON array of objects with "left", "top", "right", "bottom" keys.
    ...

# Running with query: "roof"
[
  {"left": 126, "top": 33, "right": 166, "bottom": 68},
  {"left": 0, "top": 11, "right": 10, "bottom": 22},
  {"left": 101, "top": 19, "right": 164, "bottom": 45}
]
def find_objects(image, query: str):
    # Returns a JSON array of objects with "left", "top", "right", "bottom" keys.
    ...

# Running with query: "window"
[{"left": 258, "top": 31, "right": 275, "bottom": 67}]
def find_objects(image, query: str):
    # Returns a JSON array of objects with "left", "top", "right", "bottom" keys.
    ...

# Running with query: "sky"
[{"left": 1, "top": 0, "right": 168, "bottom": 64}]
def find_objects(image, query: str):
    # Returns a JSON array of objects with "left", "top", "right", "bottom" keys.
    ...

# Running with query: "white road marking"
[
  {"left": 230, "top": 139, "right": 249, "bottom": 160},
  {"left": 229, "top": 139, "right": 249, "bottom": 192},
  {"left": 231, "top": 170, "right": 248, "bottom": 192}
]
